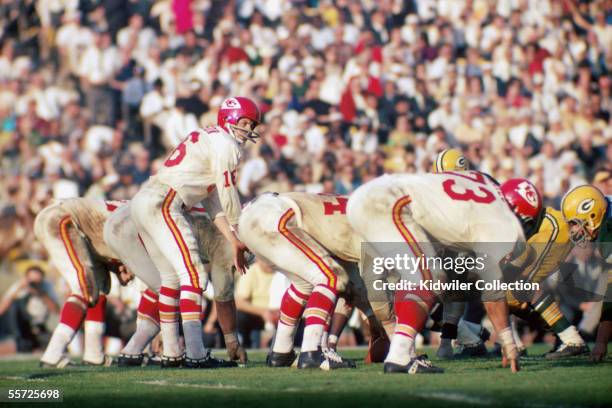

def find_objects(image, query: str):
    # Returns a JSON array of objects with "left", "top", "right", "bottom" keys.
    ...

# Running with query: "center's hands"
[
  {"left": 501, "top": 343, "right": 521, "bottom": 373},
  {"left": 233, "top": 240, "right": 249, "bottom": 275}
]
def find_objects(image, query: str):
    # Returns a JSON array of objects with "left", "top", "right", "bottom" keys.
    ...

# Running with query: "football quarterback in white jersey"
[
  {"left": 129, "top": 96, "right": 261, "bottom": 368},
  {"left": 103, "top": 201, "right": 247, "bottom": 367}
]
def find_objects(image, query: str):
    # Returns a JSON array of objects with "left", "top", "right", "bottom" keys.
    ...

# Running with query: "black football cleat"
[
  {"left": 184, "top": 350, "right": 238, "bottom": 369},
  {"left": 117, "top": 353, "right": 145, "bottom": 367},
  {"left": 266, "top": 350, "right": 297, "bottom": 367},
  {"left": 297, "top": 350, "right": 324, "bottom": 369},
  {"left": 321, "top": 349, "right": 357, "bottom": 370},
  {"left": 161, "top": 355, "right": 185, "bottom": 368},
  {"left": 455, "top": 342, "right": 488, "bottom": 359},
  {"left": 479, "top": 327, "right": 491, "bottom": 342},
  {"left": 384, "top": 355, "right": 444, "bottom": 374},
  {"left": 544, "top": 343, "right": 589, "bottom": 359},
  {"left": 298, "top": 349, "right": 356, "bottom": 370},
  {"left": 146, "top": 354, "right": 162, "bottom": 366}
]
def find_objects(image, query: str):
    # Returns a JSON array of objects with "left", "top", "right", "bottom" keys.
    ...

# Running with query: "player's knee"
[{"left": 161, "top": 274, "right": 180, "bottom": 290}]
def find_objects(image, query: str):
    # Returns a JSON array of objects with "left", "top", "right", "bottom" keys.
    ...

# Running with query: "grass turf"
[{"left": 0, "top": 345, "right": 610, "bottom": 408}]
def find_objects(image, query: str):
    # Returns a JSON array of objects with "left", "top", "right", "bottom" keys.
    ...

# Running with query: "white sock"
[
  {"left": 183, "top": 320, "right": 206, "bottom": 360},
  {"left": 301, "top": 324, "right": 324, "bottom": 352},
  {"left": 385, "top": 334, "right": 413, "bottom": 365},
  {"left": 160, "top": 321, "right": 182, "bottom": 358},
  {"left": 320, "top": 331, "right": 329, "bottom": 349},
  {"left": 409, "top": 338, "right": 417, "bottom": 359},
  {"left": 458, "top": 320, "right": 482, "bottom": 346},
  {"left": 558, "top": 325, "right": 584, "bottom": 345},
  {"left": 105, "top": 337, "right": 123, "bottom": 356},
  {"left": 83, "top": 321, "right": 105, "bottom": 364},
  {"left": 272, "top": 322, "right": 297, "bottom": 353},
  {"left": 122, "top": 319, "right": 160, "bottom": 355},
  {"left": 68, "top": 330, "right": 83, "bottom": 356},
  {"left": 41, "top": 323, "right": 75, "bottom": 365}
]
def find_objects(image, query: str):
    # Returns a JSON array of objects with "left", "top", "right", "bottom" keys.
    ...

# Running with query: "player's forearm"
[
  {"left": 213, "top": 215, "right": 241, "bottom": 246},
  {"left": 483, "top": 300, "right": 512, "bottom": 338}
]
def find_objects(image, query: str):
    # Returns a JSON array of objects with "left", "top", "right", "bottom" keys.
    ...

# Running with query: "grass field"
[{"left": 0, "top": 345, "right": 610, "bottom": 408}]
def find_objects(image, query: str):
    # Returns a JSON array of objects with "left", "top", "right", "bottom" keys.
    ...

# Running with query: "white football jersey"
[
  {"left": 367, "top": 171, "right": 525, "bottom": 248},
  {"left": 152, "top": 125, "right": 243, "bottom": 225},
  {"left": 280, "top": 192, "right": 361, "bottom": 262},
  {"left": 60, "top": 198, "right": 125, "bottom": 260}
]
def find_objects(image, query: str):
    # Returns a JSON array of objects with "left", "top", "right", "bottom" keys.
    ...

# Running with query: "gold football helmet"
[
  {"left": 561, "top": 185, "right": 607, "bottom": 244},
  {"left": 432, "top": 148, "right": 469, "bottom": 173}
]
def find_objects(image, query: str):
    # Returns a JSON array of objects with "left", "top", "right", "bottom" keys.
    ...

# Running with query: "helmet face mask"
[
  {"left": 561, "top": 185, "right": 607, "bottom": 246},
  {"left": 217, "top": 97, "right": 262, "bottom": 144},
  {"left": 567, "top": 218, "right": 598, "bottom": 247},
  {"left": 227, "top": 119, "right": 261, "bottom": 144}
]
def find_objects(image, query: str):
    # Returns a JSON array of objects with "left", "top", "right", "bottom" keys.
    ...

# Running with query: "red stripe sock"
[
  {"left": 180, "top": 285, "right": 203, "bottom": 321},
  {"left": 304, "top": 285, "right": 337, "bottom": 326},
  {"left": 394, "top": 289, "right": 435, "bottom": 336},
  {"left": 138, "top": 289, "right": 160, "bottom": 324},
  {"left": 302, "top": 285, "right": 337, "bottom": 351},
  {"left": 59, "top": 294, "right": 87, "bottom": 330},
  {"left": 85, "top": 294, "right": 106, "bottom": 322},
  {"left": 279, "top": 285, "right": 308, "bottom": 326},
  {"left": 159, "top": 286, "right": 180, "bottom": 323}
]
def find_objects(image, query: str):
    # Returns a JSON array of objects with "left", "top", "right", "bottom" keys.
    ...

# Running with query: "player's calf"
[{"left": 40, "top": 294, "right": 87, "bottom": 367}]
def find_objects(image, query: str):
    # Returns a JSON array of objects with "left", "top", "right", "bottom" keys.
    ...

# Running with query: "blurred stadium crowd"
[{"left": 0, "top": 0, "right": 611, "bottom": 355}]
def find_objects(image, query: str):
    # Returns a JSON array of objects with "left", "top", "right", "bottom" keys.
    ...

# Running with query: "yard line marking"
[
  {"left": 414, "top": 392, "right": 491, "bottom": 406},
  {"left": 137, "top": 380, "right": 241, "bottom": 390},
  {"left": 414, "top": 392, "right": 590, "bottom": 408},
  {"left": 0, "top": 376, "right": 49, "bottom": 382}
]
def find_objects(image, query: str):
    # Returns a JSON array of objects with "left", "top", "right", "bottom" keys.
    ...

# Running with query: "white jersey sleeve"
[
  {"left": 211, "top": 137, "right": 242, "bottom": 225},
  {"left": 153, "top": 126, "right": 243, "bottom": 210}
]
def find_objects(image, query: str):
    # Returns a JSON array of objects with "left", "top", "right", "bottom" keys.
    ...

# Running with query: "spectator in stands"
[{"left": 0, "top": 266, "right": 58, "bottom": 353}]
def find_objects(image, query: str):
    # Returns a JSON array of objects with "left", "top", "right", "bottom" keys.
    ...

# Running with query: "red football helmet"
[
  {"left": 500, "top": 178, "right": 544, "bottom": 238},
  {"left": 217, "top": 96, "right": 262, "bottom": 143}
]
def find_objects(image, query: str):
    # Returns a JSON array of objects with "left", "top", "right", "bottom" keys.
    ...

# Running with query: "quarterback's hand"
[
  {"left": 590, "top": 341, "right": 607, "bottom": 363},
  {"left": 233, "top": 242, "right": 249, "bottom": 275},
  {"left": 501, "top": 344, "right": 520, "bottom": 373}
]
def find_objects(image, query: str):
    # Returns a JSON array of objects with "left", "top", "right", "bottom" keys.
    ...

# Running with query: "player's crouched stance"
[
  {"left": 35, "top": 199, "right": 134, "bottom": 368},
  {"left": 347, "top": 172, "right": 527, "bottom": 374},
  {"left": 103, "top": 202, "right": 246, "bottom": 367},
  {"left": 239, "top": 193, "right": 360, "bottom": 370}
]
